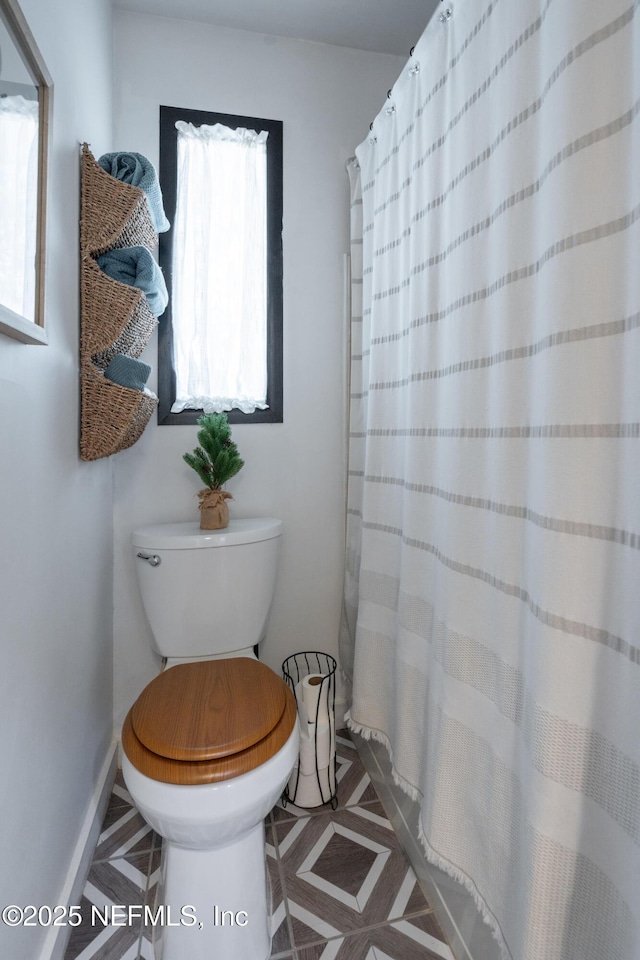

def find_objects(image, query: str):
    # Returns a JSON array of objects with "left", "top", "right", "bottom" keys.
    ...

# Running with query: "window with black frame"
[{"left": 158, "top": 105, "right": 283, "bottom": 424}]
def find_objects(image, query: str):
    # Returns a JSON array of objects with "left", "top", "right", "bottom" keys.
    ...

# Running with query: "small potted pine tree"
[{"left": 183, "top": 413, "right": 244, "bottom": 530}]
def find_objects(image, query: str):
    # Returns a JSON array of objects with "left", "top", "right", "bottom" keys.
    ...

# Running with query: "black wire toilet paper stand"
[{"left": 282, "top": 651, "right": 338, "bottom": 809}]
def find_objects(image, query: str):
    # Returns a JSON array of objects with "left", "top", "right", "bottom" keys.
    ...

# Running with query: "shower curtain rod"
[{"left": 364, "top": 0, "right": 453, "bottom": 136}]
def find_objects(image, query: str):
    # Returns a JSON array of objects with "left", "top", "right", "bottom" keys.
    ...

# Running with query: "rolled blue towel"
[
  {"left": 97, "top": 151, "right": 170, "bottom": 233},
  {"left": 104, "top": 354, "right": 151, "bottom": 392},
  {"left": 97, "top": 246, "right": 168, "bottom": 317}
]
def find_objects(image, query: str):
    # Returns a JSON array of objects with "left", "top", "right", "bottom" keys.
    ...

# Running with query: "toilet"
[{"left": 121, "top": 518, "right": 299, "bottom": 960}]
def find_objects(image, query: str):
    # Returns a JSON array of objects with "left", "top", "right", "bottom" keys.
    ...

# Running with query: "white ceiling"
[{"left": 113, "top": 0, "right": 440, "bottom": 56}]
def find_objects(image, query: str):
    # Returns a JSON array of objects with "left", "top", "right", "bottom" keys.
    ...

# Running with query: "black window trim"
[{"left": 157, "top": 105, "right": 283, "bottom": 425}]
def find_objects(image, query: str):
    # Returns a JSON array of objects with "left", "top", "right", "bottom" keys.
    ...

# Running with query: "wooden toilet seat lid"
[{"left": 131, "top": 658, "right": 288, "bottom": 761}]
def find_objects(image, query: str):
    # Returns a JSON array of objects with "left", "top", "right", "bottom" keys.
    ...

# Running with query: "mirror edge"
[{"left": 0, "top": 0, "right": 52, "bottom": 344}]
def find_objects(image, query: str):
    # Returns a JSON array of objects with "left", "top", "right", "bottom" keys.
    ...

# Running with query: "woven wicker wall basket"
[{"left": 79, "top": 144, "right": 159, "bottom": 461}]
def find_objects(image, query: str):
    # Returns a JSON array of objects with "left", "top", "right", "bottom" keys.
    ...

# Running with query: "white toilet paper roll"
[
  {"left": 298, "top": 714, "right": 335, "bottom": 775},
  {"left": 287, "top": 762, "right": 336, "bottom": 808},
  {"left": 301, "top": 673, "right": 330, "bottom": 722},
  {"left": 294, "top": 681, "right": 309, "bottom": 725}
]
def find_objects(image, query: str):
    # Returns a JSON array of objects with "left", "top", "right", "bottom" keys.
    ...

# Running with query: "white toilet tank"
[{"left": 131, "top": 518, "right": 282, "bottom": 659}]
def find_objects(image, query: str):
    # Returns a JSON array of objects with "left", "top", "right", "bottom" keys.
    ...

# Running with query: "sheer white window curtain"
[
  {"left": 171, "top": 121, "right": 269, "bottom": 415},
  {"left": 0, "top": 95, "right": 38, "bottom": 321}
]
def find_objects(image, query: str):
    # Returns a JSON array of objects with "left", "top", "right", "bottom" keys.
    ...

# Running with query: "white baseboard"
[{"left": 40, "top": 740, "right": 118, "bottom": 960}]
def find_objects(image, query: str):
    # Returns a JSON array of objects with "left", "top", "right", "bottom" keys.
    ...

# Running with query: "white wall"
[
  {"left": 0, "top": 2, "right": 115, "bottom": 959},
  {"left": 111, "top": 11, "right": 404, "bottom": 726}
]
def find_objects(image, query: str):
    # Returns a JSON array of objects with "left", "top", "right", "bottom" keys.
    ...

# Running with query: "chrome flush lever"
[{"left": 137, "top": 552, "right": 161, "bottom": 567}]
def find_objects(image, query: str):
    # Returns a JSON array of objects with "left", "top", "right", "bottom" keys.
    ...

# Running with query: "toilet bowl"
[
  {"left": 122, "top": 658, "right": 298, "bottom": 960},
  {"left": 121, "top": 519, "right": 299, "bottom": 960}
]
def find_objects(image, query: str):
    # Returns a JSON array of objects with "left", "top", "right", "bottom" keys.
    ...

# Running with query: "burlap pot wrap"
[{"left": 198, "top": 488, "right": 232, "bottom": 530}]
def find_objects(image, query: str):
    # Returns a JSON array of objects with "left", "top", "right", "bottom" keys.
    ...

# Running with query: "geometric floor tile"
[
  {"left": 93, "top": 801, "right": 156, "bottom": 863},
  {"left": 266, "top": 834, "right": 293, "bottom": 957},
  {"left": 63, "top": 854, "right": 150, "bottom": 960},
  {"left": 295, "top": 912, "right": 456, "bottom": 959},
  {"left": 273, "top": 802, "right": 438, "bottom": 947},
  {"left": 297, "top": 822, "right": 390, "bottom": 911},
  {"left": 63, "top": 779, "right": 159, "bottom": 960},
  {"left": 64, "top": 737, "right": 452, "bottom": 960},
  {"left": 272, "top": 729, "right": 378, "bottom": 822},
  {"left": 333, "top": 732, "right": 380, "bottom": 807}
]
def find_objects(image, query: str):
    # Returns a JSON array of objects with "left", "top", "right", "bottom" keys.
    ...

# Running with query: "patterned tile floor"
[{"left": 64, "top": 731, "right": 455, "bottom": 960}]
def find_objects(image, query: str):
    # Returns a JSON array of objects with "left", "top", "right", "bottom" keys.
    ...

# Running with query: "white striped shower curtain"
[{"left": 341, "top": 2, "right": 640, "bottom": 958}]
